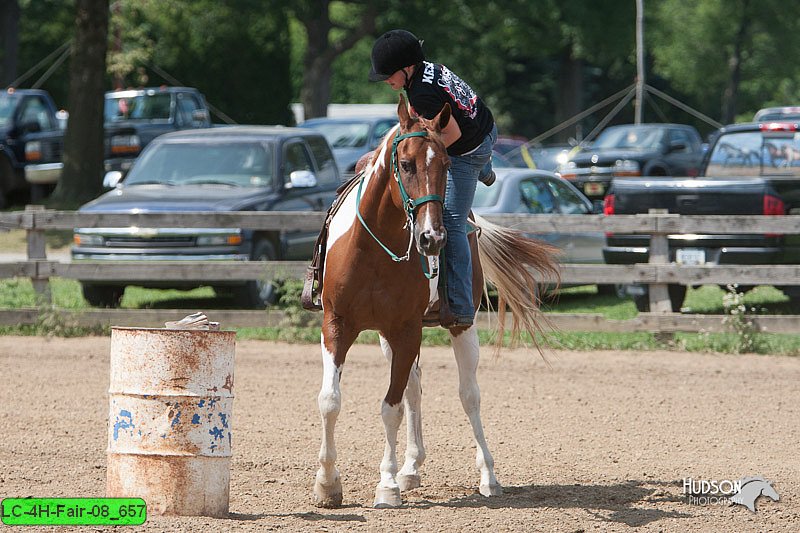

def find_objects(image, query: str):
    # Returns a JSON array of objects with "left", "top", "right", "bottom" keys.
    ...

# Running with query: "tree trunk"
[
  {"left": 301, "top": 11, "right": 333, "bottom": 120},
  {"left": 296, "top": 2, "right": 377, "bottom": 121},
  {"left": 0, "top": 0, "right": 20, "bottom": 86},
  {"left": 721, "top": 1, "right": 750, "bottom": 124},
  {"left": 554, "top": 45, "right": 584, "bottom": 143},
  {"left": 51, "top": 0, "right": 108, "bottom": 208}
]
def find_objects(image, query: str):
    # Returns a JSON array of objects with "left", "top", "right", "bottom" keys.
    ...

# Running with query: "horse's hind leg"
[
  {"left": 314, "top": 324, "right": 357, "bottom": 508},
  {"left": 379, "top": 335, "right": 425, "bottom": 492},
  {"left": 450, "top": 325, "right": 503, "bottom": 496},
  {"left": 374, "top": 328, "right": 422, "bottom": 508}
]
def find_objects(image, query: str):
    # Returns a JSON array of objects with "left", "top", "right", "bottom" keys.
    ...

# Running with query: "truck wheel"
[
  {"left": 82, "top": 284, "right": 125, "bottom": 308},
  {"left": 0, "top": 157, "right": 12, "bottom": 209},
  {"left": 597, "top": 284, "right": 626, "bottom": 298},
  {"left": 634, "top": 284, "right": 686, "bottom": 312},
  {"left": 232, "top": 240, "right": 278, "bottom": 308}
]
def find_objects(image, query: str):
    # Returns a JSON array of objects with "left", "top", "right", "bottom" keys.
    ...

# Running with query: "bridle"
[{"left": 355, "top": 129, "right": 444, "bottom": 277}]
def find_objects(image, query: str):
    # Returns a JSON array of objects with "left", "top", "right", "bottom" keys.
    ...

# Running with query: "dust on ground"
[{"left": 1, "top": 336, "right": 798, "bottom": 532}]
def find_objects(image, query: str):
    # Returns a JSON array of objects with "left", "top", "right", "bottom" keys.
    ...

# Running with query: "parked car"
[
  {"left": 72, "top": 126, "right": 340, "bottom": 308},
  {"left": 557, "top": 123, "right": 705, "bottom": 203},
  {"left": 298, "top": 116, "right": 398, "bottom": 178},
  {"left": 753, "top": 106, "right": 800, "bottom": 122},
  {"left": 472, "top": 168, "right": 610, "bottom": 292}
]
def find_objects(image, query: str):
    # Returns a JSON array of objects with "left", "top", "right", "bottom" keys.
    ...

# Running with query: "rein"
[{"left": 355, "top": 129, "right": 444, "bottom": 278}]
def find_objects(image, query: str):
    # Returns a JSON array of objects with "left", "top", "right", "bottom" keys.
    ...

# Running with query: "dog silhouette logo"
[{"left": 728, "top": 477, "right": 779, "bottom": 512}]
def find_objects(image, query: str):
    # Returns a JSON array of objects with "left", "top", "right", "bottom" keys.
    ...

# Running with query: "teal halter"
[{"left": 355, "top": 129, "right": 445, "bottom": 278}]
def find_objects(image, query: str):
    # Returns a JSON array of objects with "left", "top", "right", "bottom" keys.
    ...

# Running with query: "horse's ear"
[
  {"left": 397, "top": 93, "right": 413, "bottom": 131},
  {"left": 435, "top": 103, "right": 451, "bottom": 132}
]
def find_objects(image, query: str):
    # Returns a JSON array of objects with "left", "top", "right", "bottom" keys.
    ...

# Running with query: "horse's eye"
[{"left": 400, "top": 160, "right": 415, "bottom": 175}]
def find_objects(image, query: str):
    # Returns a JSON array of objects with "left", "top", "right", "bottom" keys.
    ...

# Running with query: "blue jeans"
[{"left": 444, "top": 123, "right": 497, "bottom": 324}]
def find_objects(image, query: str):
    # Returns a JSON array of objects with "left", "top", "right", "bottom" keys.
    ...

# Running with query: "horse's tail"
[{"left": 472, "top": 213, "right": 561, "bottom": 352}]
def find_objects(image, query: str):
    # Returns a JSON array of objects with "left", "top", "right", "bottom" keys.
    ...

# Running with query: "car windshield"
[
  {"left": 124, "top": 141, "right": 274, "bottom": 187},
  {"left": 472, "top": 179, "right": 503, "bottom": 208},
  {"left": 0, "top": 93, "right": 19, "bottom": 129},
  {"left": 105, "top": 93, "right": 172, "bottom": 123},
  {"left": 593, "top": 127, "right": 665, "bottom": 150},
  {"left": 705, "top": 130, "right": 800, "bottom": 177},
  {"left": 307, "top": 122, "right": 371, "bottom": 148}
]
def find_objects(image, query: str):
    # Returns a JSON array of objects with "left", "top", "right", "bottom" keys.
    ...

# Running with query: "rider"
[{"left": 369, "top": 29, "right": 497, "bottom": 328}]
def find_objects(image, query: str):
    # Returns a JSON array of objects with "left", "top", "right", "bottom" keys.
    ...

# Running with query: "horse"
[
  {"left": 729, "top": 477, "right": 780, "bottom": 513},
  {"left": 313, "top": 93, "right": 559, "bottom": 508}
]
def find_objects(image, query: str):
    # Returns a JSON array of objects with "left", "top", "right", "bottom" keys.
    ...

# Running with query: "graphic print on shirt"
[{"left": 422, "top": 61, "right": 478, "bottom": 119}]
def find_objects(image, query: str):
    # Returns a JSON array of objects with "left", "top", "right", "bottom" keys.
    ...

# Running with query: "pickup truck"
[
  {"left": 557, "top": 123, "right": 705, "bottom": 204},
  {"left": 72, "top": 126, "right": 340, "bottom": 308},
  {"left": 603, "top": 120, "right": 800, "bottom": 312},
  {"left": 103, "top": 86, "right": 211, "bottom": 175},
  {"left": 0, "top": 88, "right": 65, "bottom": 207}
]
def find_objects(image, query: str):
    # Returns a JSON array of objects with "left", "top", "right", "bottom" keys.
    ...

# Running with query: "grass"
[{"left": 1, "top": 276, "right": 800, "bottom": 355}]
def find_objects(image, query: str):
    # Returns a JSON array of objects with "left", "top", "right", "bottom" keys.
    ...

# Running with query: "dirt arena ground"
[{"left": 1, "top": 335, "right": 799, "bottom": 532}]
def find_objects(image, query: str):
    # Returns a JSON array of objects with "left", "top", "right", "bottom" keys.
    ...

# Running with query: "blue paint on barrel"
[
  {"left": 171, "top": 411, "right": 182, "bottom": 428},
  {"left": 113, "top": 409, "right": 135, "bottom": 440},
  {"left": 192, "top": 414, "right": 201, "bottom": 424}
]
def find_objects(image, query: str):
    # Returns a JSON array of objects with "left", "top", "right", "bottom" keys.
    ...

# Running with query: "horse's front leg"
[
  {"left": 380, "top": 335, "right": 425, "bottom": 492},
  {"left": 450, "top": 325, "right": 503, "bottom": 496},
  {"left": 374, "top": 327, "right": 422, "bottom": 508},
  {"left": 314, "top": 319, "right": 357, "bottom": 508}
]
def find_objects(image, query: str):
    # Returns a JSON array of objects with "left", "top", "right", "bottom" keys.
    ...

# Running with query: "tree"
[
  {"left": 0, "top": 0, "right": 20, "bottom": 86},
  {"left": 651, "top": 0, "right": 800, "bottom": 125},
  {"left": 50, "top": 0, "right": 108, "bottom": 207},
  {"left": 108, "top": 0, "right": 293, "bottom": 125},
  {"left": 291, "top": 0, "right": 381, "bottom": 119}
]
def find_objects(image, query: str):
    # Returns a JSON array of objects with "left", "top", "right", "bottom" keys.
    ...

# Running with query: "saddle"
[{"left": 301, "top": 172, "right": 364, "bottom": 311}]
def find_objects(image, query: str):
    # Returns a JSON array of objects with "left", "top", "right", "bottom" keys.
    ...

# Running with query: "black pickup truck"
[
  {"left": 0, "top": 88, "right": 65, "bottom": 207},
  {"left": 603, "top": 120, "right": 800, "bottom": 311},
  {"left": 103, "top": 86, "right": 212, "bottom": 175},
  {"left": 557, "top": 123, "right": 705, "bottom": 204}
]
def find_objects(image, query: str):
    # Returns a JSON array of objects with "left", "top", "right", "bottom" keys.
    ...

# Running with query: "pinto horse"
[{"left": 313, "top": 94, "right": 559, "bottom": 508}]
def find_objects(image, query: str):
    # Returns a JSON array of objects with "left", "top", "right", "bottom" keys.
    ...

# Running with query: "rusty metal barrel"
[{"left": 106, "top": 327, "right": 235, "bottom": 517}]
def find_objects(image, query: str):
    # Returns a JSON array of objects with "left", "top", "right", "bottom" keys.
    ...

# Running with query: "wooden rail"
[{"left": 1, "top": 205, "right": 800, "bottom": 334}]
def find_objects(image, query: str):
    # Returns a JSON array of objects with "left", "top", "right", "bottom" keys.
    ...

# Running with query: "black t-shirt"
[{"left": 404, "top": 61, "right": 494, "bottom": 156}]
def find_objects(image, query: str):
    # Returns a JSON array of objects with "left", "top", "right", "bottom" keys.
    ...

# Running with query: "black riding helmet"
[{"left": 368, "top": 29, "right": 425, "bottom": 82}]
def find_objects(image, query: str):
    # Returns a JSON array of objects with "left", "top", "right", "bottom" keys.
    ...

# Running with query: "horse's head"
[{"left": 391, "top": 94, "right": 450, "bottom": 257}]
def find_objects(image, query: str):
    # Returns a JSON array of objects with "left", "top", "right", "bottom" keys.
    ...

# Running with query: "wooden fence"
[{"left": 2, "top": 205, "right": 800, "bottom": 334}]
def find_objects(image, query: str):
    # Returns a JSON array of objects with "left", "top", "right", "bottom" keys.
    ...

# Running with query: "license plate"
[
  {"left": 676, "top": 248, "right": 706, "bottom": 265},
  {"left": 584, "top": 182, "right": 605, "bottom": 196}
]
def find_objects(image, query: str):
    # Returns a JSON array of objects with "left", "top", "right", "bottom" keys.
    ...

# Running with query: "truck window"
[
  {"left": 0, "top": 93, "right": 19, "bottom": 128},
  {"left": 176, "top": 93, "right": 201, "bottom": 127},
  {"left": 283, "top": 141, "right": 314, "bottom": 182},
  {"left": 18, "top": 96, "right": 56, "bottom": 131},
  {"left": 305, "top": 136, "right": 338, "bottom": 186},
  {"left": 705, "top": 131, "right": 800, "bottom": 177},
  {"left": 670, "top": 129, "right": 693, "bottom": 153}
]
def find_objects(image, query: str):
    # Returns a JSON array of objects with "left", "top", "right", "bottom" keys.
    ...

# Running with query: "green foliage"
[{"left": 13, "top": 0, "right": 800, "bottom": 139}]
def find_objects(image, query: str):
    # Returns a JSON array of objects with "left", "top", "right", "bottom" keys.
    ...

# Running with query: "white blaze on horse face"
[
  {"left": 425, "top": 146, "right": 435, "bottom": 167},
  {"left": 326, "top": 124, "right": 398, "bottom": 252}
]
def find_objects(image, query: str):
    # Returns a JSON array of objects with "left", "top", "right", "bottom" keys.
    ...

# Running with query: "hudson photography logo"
[{"left": 683, "top": 476, "right": 780, "bottom": 513}]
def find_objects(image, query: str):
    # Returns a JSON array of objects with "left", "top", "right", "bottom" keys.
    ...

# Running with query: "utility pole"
[{"left": 634, "top": 0, "right": 645, "bottom": 124}]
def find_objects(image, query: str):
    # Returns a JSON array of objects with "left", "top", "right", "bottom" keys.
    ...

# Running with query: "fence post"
[
  {"left": 648, "top": 209, "right": 672, "bottom": 313},
  {"left": 25, "top": 205, "right": 51, "bottom": 304}
]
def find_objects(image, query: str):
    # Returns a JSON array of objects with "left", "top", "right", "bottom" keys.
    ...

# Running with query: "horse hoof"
[
  {"left": 479, "top": 483, "right": 503, "bottom": 497},
  {"left": 313, "top": 479, "right": 343, "bottom": 508},
  {"left": 373, "top": 485, "right": 403, "bottom": 508},
  {"left": 397, "top": 474, "right": 421, "bottom": 492}
]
